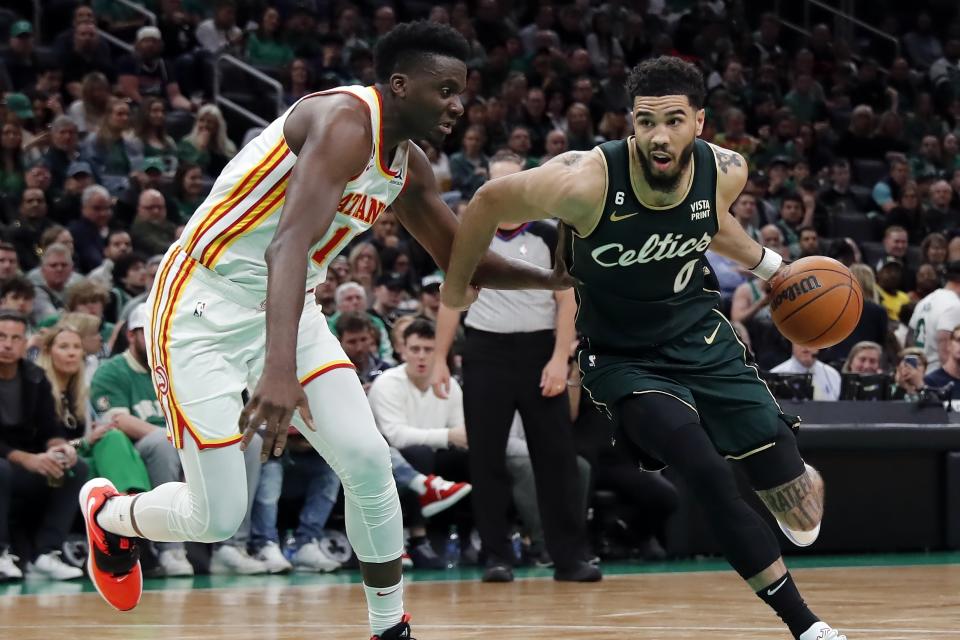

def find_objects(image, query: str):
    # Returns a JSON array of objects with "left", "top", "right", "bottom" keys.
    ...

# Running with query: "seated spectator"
[
  {"left": 368, "top": 319, "right": 472, "bottom": 568},
  {"left": 336, "top": 311, "right": 390, "bottom": 390},
  {"left": 6, "top": 187, "right": 52, "bottom": 272},
  {"left": 540, "top": 129, "right": 569, "bottom": 166},
  {"left": 921, "top": 233, "right": 949, "bottom": 284},
  {"left": 66, "top": 72, "right": 111, "bottom": 136},
  {"left": 80, "top": 99, "right": 144, "bottom": 197},
  {"left": 68, "top": 185, "right": 113, "bottom": 274},
  {"left": 875, "top": 225, "right": 916, "bottom": 292},
  {"left": 245, "top": 6, "right": 294, "bottom": 68},
  {"left": 713, "top": 108, "right": 760, "bottom": 166},
  {"left": 417, "top": 274, "right": 443, "bottom": 322},
  {"left": 59, "top": 20, "right": 115, "bottom": 99},
  {"left": 171, "top": 162, "right": 207, "bottom": 224},
  {"left": 842, "top": 341, "right": 884, "bottom": 374},
  {"left": 28, "top": 243, "right": 82, "bottom": 325},
  {"left": 326, "top": 283, "right": 392, "bottom": 361},
  {"left": 135, "top": 98, "right": 179, "bottom": 178},
  {"left": 926, "top": 180, "right": 960, "bottom": 233},
  {"left": 876, "top": 259, "right": 912, "bottom": 324},
  {"left": 2, "top": 20, "right": 39, "bottom": 92},
  {"left": 117, "top": 26, "right": 192, "bottom": 112},
  {"left": 564, "top": 102, "right": 603, "bottom": 151},
  {"left": 50, "top": 161, "right": 96, "bottom": 225},
  {"left": 130, "top": 189, "right": 177, "bottom": 257},
  {"left": 912, "top": 263, "right": 941, "bottom": 302},
  {"left": 284, "top": 58, "right": 314, "bottom": 106},
  {"left": 0, "top": 119, "right": 26, "bottom": 210},
  {"left": 910, "top": 135, "right": 943, "bottom": 181},
  {"left": 449, "top": 125, "right": 489, "bottom": 204},
  {"left": 772, "top": 343, "right": 841, "bottom": 400},
  {"left": 822, "top": 263, "right": 892, "bottom": 365},
  {"left": 87, "top": 230, "right": 133, "bottom": 289},
  {"left": 924, "top": 324, "right": 960, "bottom": 402},
  {"left": 886, "top": 181, "right": 930, "bottom": 244},
  {"left": 116, "top": 255, "right": 163, "bottom": 324},
  {"left": 57, "top": 311, "right": 107, "bottom": 383},
  {"left": 889, "top": 348, "right": 929, "bottom": 401},
  {"left": 0, "top": 276, "right": 35, "bottom": 322},
  {"left": 871, "top": 155, "right": 910, "bottom": 215},
  {"left": 105, "top": 253, "right": 147, "bottom": 324},
  {"left": 195, "top": 0, "right": 244, "bottom": 56},
  {"left": 370, "top": 274, "right": 407, "bottom": 336},
  {"left": 0, "top": 242, "right": 19, "bottom": 281},
  {"left": 346, "top": 241, "right": 381, "bottom": 300},
  {"left": 775, "top": 193, "right": 806, "bottom": 257},
  {"left": 799, "top": 226, "right": 821, "bottom": 257},
  {"left": 816, "top": 159, "right": 869, "bottom": 219},
  {"left": 41, "top": 116, "right": 81, "bottom": 194},
  {"left": 88, "top": 304, "right": 193, "bottom": 576},
  {"left": 177, "top": 105, "right": 237, "bottom": 178},
  {"left": 0, "top": 310, "right": 87, "bottom": 581}
]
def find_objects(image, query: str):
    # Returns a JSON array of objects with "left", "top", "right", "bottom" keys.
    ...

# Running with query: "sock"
[
  {"left": 363, "top": 578, "right": 404, "bottom": 636},
  {"left": 95, "top": 495, "right": 138, "bottom": 537},
  {"left": 755, "top": 572, "right": 819, "bottom": 639},
  {"left": 407, "top": 474, "right": 428, "bottom": 496}
]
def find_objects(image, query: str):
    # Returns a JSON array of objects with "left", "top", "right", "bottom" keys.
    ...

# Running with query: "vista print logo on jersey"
[
  {"left": 690, "top": 199, "right": 711, "bottom": 220},
  {"left": 590, "top": 232, "right": 712, "bottom": 267}
]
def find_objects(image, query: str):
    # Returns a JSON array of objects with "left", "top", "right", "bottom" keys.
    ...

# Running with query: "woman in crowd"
[
  {"left": 246, "top": 6, "right": 295, "bottom": 68},
  {"left": 842, "top": 341, "right": 885, "bottom": 374},
  {"left": 449, "top": 125, "right": 489, "bottom": 205},
  {"left": 564, "top": 102, "right": 603, "bottom": 151},
  {"left": 135, "top": 97, "right": 178, "bottom": 178},
  {"left": 347, "top": 241, "right": 381, "bottom": 300},
  {"left": 66, "top": 72, "right": 111, "bottom": 136},
  {"left": 177, "top": 104, "right": 237, "bottom": 178},
  {"left": 80, "top": 97, "right": 144, "bottom": 196},
  {"left": 920, "top": 232, "right": 949, "bottom": 284},
  {"left": 284, "top": 58, "right": 314, "bottom": 106},
  {"left": 171, "top": 162, "right": 207, "bottom": 224}
]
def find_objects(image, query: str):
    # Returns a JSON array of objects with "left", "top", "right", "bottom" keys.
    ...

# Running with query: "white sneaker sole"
[
  {"left": 777, "top": 520, "right": 821, "bottom": 547},
  {"left": 422, "top": 484, "right": 472, "bottom": 518}
]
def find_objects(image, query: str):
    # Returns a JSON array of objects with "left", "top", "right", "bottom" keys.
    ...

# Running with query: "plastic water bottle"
[
  {"left": 282, "top": 529, "right": 297, "bottom": 561},
  {"left": 444, "top": 525, "right": 461, "bottom": 569}
]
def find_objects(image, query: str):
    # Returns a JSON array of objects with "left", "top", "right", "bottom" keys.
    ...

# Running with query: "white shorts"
[{"left": 145, "top": 245, "right": 354, "bottom": 450}]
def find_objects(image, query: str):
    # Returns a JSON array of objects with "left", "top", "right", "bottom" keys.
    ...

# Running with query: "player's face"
[
  {"left": 397, "top": 56, "right": 466, "bottom": 142},
  {"left": 632, "top": 96, "right": 703, "bottom": 193}
]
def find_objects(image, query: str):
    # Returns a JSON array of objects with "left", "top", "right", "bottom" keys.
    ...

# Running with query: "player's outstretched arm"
[
  {"left": 441, "top": 150, "right": 603, "bottom": 309},
  {"left": 708, "top": 146, "right": 786, "bottom": 285},
  {"left": 240, "top": 99, "right": 370, "bottom": 461},
  {"left": 393, "top": 144, "right": 566, "bottom": 292}
]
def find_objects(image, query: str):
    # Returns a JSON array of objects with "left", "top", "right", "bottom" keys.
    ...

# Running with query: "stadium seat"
[
  {"left": 852, "top": 158, "right": 888, "bottom": 187},
  {"left": 860, "top": 241, "right": 886, "bottom": 266},
  {"left": 165, "top": 111, "right": 196, "bottom": 140},
  {"left": 828, "top": 211, "right": 880, "bottom": 242}
]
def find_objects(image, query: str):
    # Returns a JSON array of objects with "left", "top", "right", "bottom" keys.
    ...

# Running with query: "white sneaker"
[
  {"left": 0, "top": 549, "right": 22, "bottom": 580},
  {"left": 799, "top": 621, "right": 847, "bottom": 640},
  {"left": 776, "top": 464, "right": 822, "bottom": 547},
  {"left": 254, "top": 542, "right": 292, "bottom": 574},
  {"left": 209, "top": 545, "right": 268, "bottom": 575},
  {"left": 292, "top": 539, "right": 341, "bottom": 573},
  {"left": 27, "top": 551, "right": 83, "bottom": 580},
  {"left": 158, "top": 548, "right": 194, "bottom": 577}
]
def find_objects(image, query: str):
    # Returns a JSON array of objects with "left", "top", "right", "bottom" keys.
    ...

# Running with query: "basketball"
[{"left": 769, "top": 256, "right": 863, "bottom": 349}]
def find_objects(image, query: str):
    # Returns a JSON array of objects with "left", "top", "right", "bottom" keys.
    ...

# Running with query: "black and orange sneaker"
[
  {"left": 371, "top": 613, "right": 414, "bottom": 640},
  {"left": 79, "top": 478, "right": 143, "bottom": 611}
]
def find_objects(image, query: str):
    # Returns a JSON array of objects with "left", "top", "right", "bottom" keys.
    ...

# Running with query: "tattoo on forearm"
[{"left": 715, "top": 149, "right": 743, "bottom": 174}]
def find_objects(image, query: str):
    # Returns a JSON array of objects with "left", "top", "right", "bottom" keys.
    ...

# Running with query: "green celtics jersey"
[
  {"left": 569, "top": 137, "right": 722, "bottom": 350},
  {"left": 90, "top": 351, "right": 165, "bottom": 427}
]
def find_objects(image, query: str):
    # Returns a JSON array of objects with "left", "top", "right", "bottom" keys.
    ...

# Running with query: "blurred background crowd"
[{"left": 2, "top": 0, "right": 960, "bottom": 584}]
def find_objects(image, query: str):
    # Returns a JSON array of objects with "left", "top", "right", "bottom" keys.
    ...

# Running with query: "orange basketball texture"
[{"left": 769, "top": 256, "right": 863, "bottom": 349}]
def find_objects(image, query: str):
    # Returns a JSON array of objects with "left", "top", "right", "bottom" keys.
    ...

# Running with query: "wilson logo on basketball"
[
  {"left": 770, "top": 275, "right": 822, "bottom": 312},
  {"left": 154, "top": 365, "right": 169, "bottom": 395}
]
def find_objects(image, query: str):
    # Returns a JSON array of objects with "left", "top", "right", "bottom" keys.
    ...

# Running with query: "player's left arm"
[
  {"left": 708, "top": 145, "right": 786, "bottom": 284},
  {"left": 391, "top": 143, "right": 559, "bottom": 291}
]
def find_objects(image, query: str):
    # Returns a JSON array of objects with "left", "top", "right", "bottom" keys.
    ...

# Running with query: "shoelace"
[
  {"left": 0, "top": 552, "right": 20, "bottom": 565},
  {"left": 428, "top": 477, "right": 454, "bottom": 493}
]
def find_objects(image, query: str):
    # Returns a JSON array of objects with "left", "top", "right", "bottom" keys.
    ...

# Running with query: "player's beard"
[{"left": 637, "top": 139, "right": 695, "bottom": 193}]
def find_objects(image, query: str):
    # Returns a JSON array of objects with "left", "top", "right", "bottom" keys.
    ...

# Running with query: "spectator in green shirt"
[{"left": 245, "top": 6, "right": 294, "bottom": 68}]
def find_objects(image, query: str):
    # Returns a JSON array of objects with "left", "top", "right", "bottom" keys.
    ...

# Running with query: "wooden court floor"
[{"left": 1, "top": 560, "right": 958, "bottom": 639}]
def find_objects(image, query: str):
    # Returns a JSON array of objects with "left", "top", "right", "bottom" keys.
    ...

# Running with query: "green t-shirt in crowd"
[{"left": 90, "top": 350, "right": 165, "bottom": 427}]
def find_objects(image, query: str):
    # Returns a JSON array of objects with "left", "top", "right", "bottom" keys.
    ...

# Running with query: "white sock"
[
  {"left": 407, "top": 474, "right": 428, "bottom": 496},
  {"left": 363, "top": 578, "right": 404, "bottom": 636},
  {"left": 95, "top": 494, "right": 138, "bottom": 537}
]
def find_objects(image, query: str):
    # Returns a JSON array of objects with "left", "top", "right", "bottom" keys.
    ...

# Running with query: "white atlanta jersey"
[{"left": 177, "top": 84, "right": 409, "bottom": 293}]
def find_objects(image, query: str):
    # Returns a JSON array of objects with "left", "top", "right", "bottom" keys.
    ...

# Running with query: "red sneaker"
[
  {"left": 419, "top": 475, "right": 471, "bottom": 518},
  {"left": 79, "top": 478, "right": 143, "bottom": 611},
  {"left": 371, "top": 613, "right": 413, "bottom": 639}
]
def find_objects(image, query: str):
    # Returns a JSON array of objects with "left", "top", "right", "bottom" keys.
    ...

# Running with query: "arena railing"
[
  {"left": 774, "top": 0, "right": 900, "bottom": 57},
  {"left": 113, "top": 0, "right": 157, "bottom": 26},
  {"left": 213, "top": 54, "right": 284, "bottom": 129}
]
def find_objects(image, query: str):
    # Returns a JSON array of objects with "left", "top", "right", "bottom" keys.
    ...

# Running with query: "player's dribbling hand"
[
  {"left": 764, "top": 263, "right": 791, "bottom": 294},
  {"left": 439, "top": 283, "right": 479, "bottom": 311},
  {"left": 239, "top": 375, "right": 316, "bottom": 462}
]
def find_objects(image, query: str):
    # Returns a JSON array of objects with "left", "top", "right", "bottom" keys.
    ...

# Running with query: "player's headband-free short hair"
[
  {"left": 626, "top": 56, "right": 705, "bottom": 110},
  {"left": 373, "top": 20, "right": 470, "bottom": 83}
]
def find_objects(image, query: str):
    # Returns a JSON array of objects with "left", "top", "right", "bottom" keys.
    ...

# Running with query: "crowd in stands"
[{"left": 2, "top": 0, "right": 960, "bottom": 583}]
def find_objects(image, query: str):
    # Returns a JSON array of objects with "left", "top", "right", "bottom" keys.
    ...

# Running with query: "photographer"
[{"left": 889, "top": 349, "right": 929, "bottom": 401}]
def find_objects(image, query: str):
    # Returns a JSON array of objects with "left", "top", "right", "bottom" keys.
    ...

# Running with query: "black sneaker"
[
  {"left": 371, "top": 613, "right": 414, "bottom": 639},
  {"left": 482, "top": 561, "right": 514, "bottom": 583},
  {"left": 554, "top": 561, "right": 602, "bottom": 582},
  {"left": 407, "top": 538, "right": 444, "bottom": 570}
]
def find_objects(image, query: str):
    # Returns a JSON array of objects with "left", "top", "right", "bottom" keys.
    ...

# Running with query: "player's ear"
[
  {"left": 390, "top": 73, "right": 409, "bottom": 99},
  {"left": 695, "top": 108, "right": 705, "bottom": 136}
]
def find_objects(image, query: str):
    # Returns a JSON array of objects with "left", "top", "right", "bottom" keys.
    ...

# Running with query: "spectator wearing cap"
[
  {"left": 0, "top": 309, "right": 88, "bottom": 581},
  {"left": 68, "top": 185, "right": 113, "bottom": 274},
  {"left": 418, "top": 274, "right": 443, "bottom": 322},
  {"left": 6, "top": 188, "right": 51, "bottom": 272},
  {"left": 434, "top": 152, "right": 598, "bottom": 584},
  {"left": 130, "top": 189, "right": 176, "bottom": 257},
  {"left": 28, "top": 243, "right": 80, "bottom": 326},
  {"left": 50, "top": 161, "right": 95, "bottom": 225},
  {"left": 195, "top": 0, "right": 244, "bottom": 56},
  {"left": 87, "top": 229, "right": 133, "bottom": 290},
  {"left": 1, "top": 21, "right": 38, "bottom": 91},
  {"left": 0, "top": 242, "right": 19, "bottom": 282},
  {"left": 326, "top": 282, "right": 392, "bottom": 362},
  {"left": 41, "top": 116, "right": 81, "bottom": 194},
  {"left": 116, "top": 156, "right": 173, "bottom": 226},
  {"left": 370, "top": 273, "right": 407, "bottom": 336},
  {"left": 0, "top": 117, "right": 26, "bottom": 206},
  {"left": 117, "top": 26, "right": 192, "bottom": 112},
  {"left": 58, "top": 18, "right": 116, "bottom": 98},
  {"left": 87, "top": 303, "right": 194, "bottom": 576}
]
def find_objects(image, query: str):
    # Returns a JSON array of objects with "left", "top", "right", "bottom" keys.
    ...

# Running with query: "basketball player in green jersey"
[{"left": 442, "top": 57, "right": 847, "bottom": 640}]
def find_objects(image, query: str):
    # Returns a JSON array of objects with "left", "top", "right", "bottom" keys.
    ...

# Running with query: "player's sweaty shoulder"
[{"left": 283, "top": 93, "right": 371, "bottom": 156}]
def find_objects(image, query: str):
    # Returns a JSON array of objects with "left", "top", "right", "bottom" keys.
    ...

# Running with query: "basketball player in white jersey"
[{"left": 78, "top": 22, "right": 567, "bottom": 639}]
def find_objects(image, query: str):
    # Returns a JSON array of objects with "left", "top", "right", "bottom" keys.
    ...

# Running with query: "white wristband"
[{"left": 749, "top": 247, "right": 783, "bottom": 281}]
